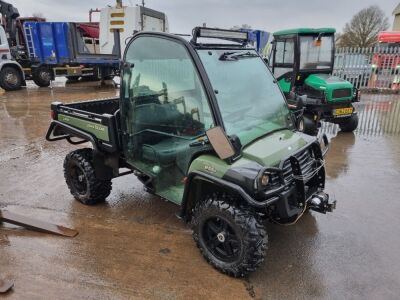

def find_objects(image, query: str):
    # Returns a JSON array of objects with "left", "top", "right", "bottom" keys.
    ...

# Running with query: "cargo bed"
[{"left": 46, "top": 98, "right": 120, "bottom": 152}]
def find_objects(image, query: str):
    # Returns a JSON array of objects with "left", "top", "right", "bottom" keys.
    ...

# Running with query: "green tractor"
[{"left": 270, "top": 28, "right": 359, "bottom": 135}]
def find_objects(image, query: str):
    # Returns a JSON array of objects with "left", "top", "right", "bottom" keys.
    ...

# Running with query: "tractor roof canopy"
[{"left": 273, "top": 28, "right": 335, "bottom": 37}]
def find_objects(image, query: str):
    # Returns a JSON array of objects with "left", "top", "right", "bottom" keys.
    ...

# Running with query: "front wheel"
[
  {"left": 191, "top": 194, "right": 267, "bottom": 277},
  {"left": 0, "top": 66, "right": 22, "bottom": 91},
  {"left": 338, "top": 114, "right": 359, "bottom": 132},
  {"left": 63, "top": 148, "right": 112, "bottom": 205}
]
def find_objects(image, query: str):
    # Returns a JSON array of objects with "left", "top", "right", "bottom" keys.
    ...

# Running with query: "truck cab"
[
  {"left": 0, "top": 25, "right": 26, "bottom": 91},
  {"left": 46, "top": 27, "right": 335, "bottom": 277},
  {"left": 270, "top": 28, "right": 359, "bottom": 134}
]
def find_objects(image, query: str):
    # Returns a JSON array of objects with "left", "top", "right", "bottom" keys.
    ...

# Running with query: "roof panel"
[{"left": 273, "top": 28, "right": 336, "bottom": 36}]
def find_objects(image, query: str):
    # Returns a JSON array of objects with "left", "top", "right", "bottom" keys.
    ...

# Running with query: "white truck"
[{"left": 99, "top": 4, "right": 169, "bottom": 55}]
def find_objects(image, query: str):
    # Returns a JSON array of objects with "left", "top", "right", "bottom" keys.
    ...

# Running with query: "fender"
[{"left": 179, "top": 170, "right": 280, "bottom": 220}]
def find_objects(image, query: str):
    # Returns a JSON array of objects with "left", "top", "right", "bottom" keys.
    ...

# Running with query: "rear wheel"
[
  {"left": 338, "top": 114, "right": 359, "bottom": 132},
  {"left": 191, "top": 193, "right": 267, "bottom": 277},
  {"left": 63, "top": 148, "right": 112, "bottom": 205},
  {"left": 0, "top": 66, "right": 22, "bottom": 91},
  {"left": 32, "top": 67, "right": 51, "bottom": 87}
]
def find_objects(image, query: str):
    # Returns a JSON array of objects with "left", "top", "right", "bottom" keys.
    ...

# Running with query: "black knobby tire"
[
  {"left": 63, "top": 148, "right": 112, "bottom": 205},
  {"left": 339, "top": 114, "right": 359, "bottom": 132},
  {"left": 32, "top": 68, "right": 51, "bottom": 87},
  {"left": 191, "top": 194, "right": 267, "bottom": 277},
  {"left": 0, "top": 66, "right": 22, "bottom": 91}
]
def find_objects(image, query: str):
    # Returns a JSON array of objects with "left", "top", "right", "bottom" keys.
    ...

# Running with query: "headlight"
[{"left": 260, "top": 174, "right": 270, "bottom": 186}]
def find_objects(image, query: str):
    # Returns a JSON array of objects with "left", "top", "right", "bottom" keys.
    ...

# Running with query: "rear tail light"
[{"left": 50, "top": 110, "right": 56, "bottom": 119}]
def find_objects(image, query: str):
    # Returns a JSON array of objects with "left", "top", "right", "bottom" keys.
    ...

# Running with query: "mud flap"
[
  {"left": 0, "top": 278, "right": 14, "bottom": 293},
  {"left": 0, "top": 210, "right": 78, "bottom": 237}
]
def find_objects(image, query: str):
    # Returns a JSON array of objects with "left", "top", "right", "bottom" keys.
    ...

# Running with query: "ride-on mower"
[
  {"left": 270, "top": 28, "right": 359, "bottom": 135},
  {"left": 46, "top": 27, "right": 335, "bottom": 277}
]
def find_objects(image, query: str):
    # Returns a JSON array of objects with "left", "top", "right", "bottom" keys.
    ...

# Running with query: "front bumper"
[{"left": 255, "top": 139, "right": 334, "bottom": 218}]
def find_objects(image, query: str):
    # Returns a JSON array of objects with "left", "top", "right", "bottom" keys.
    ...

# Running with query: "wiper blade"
[{"left": 219, "top": 51, "right": 258, "bottom": 61}]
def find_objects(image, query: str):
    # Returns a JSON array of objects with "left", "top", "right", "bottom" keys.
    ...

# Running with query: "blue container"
[
  {"left": 241, "top": 29, "right": 271, "bottom": 54},
  {"left": 24, "top": 22, "right": 70, "bottom": 65}
]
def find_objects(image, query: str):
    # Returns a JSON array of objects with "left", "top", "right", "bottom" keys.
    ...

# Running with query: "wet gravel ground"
[{"left": 0, "top": 79, "right": 400, "bottom": 299}]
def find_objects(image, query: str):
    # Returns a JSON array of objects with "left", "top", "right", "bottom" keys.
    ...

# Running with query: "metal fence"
[{"left": 333, "top": 46, "right": 400, "bottom": 90}]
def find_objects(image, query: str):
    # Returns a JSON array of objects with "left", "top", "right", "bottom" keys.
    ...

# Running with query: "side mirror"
[
  {"left": 263, "top": 57, "right": 269, "bottom": 65},
  {"left": 206, "top": 126, "right": 235, "bottom": 160}
]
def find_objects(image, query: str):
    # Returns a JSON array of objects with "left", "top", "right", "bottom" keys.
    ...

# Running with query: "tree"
[
  {"left": 337, "top": 5, "right": 389, "bottom": 48},
  {"left": 32, "top": 12, "right": 45, "bottom": 19}
]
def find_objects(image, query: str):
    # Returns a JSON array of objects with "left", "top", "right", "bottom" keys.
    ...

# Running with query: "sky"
[{"left": 10, "top": 0, "right": 399, "bottom": 34}]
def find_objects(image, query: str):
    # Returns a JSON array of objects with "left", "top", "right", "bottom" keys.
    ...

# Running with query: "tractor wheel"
[
  {"left": 338, "top": 114, "right": 359, "bottom": 132},
  {"left": 302, "top": 115, "right": 318, "bottom": 135},
  {"left": 32, "top": 67, "right": 51, "bottom": 87},
  {"left": 191, "top": 193, "right": 267, "bottom": 277},
  {"left": 0, "top": 66, "right": 22, "bottom": 91},
  {"left": 63, "top": 148, "right": 112, "bottom": 205}
]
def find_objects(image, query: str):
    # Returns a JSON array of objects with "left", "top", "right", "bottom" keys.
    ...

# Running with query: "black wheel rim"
[
  {"left": 202, "top": 217, "right": 241, "bottom": 262},
  {"left": 68, "top": 164, "right": 87, "bottom": 195}
]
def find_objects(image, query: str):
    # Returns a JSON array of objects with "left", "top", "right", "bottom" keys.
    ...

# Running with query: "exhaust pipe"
[{"left": 309, "top": 192, "right": 336, "bottom": 214}]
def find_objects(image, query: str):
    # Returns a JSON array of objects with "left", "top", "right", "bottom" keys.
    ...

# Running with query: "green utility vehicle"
[
  {"left": 270, "top": 28, "right": 359, "bottom": 134},
  {"left": 46, "top": 27, "right": 335, "bottom": 277}
]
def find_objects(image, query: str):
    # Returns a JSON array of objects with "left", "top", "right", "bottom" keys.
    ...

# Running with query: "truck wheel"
[
  {"left": 63, "top": 148, "right": 112, "bottom": 205},
  {"left": 191, "top": 194, "right": 267, "bottom": 277},
  {"left": 0, "top": 66, "right": 22, "bottom": 91},
  {"left": 32, "top": 68, "right": 51, "bottom": 87},
  {"left": 338, "top": 114, "right": 359, "bottom": 132}
]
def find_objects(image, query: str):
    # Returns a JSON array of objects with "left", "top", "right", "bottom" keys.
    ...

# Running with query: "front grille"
[
  {"left": 332, "top": 88, "right": 352, "bottom": 99},
  {"left": 281, "top": 147, "right": 315, "bottom": 184}
]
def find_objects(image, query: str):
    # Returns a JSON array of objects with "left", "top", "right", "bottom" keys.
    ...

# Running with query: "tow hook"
[{"left": 309, "top": 192, "right": 336, "bottom": 214}]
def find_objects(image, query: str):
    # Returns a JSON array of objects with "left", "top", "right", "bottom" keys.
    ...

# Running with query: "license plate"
[{"left": 334, "top": 107, "right": 353, "bottom": 116}]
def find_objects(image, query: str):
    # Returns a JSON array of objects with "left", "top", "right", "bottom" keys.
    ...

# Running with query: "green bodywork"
[
  {"left": 273, "top": 28, "right": 336, "bottom": 36},
  {"left": 278, "top": 78, "right": 291, "bottom": 93},
  {"left": 304, "top": 74, "right": 354, "bottom": 103},
  {"left": 58, "top": 114, "right": 110, "bottom": 141},
  {"left": 186, "top": 129, "right": 307, "bottom": 197}
]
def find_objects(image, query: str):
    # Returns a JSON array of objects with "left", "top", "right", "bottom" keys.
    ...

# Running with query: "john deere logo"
[{"left": 204, "top": 165, "right": 216, "bottom": 174}]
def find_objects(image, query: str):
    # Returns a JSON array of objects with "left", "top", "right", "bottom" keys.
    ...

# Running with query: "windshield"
[
  {"left": 300, "top": 35, "right": 333, "bottom": 70},
  {"left": 197, "top": 49, "right": 293, "bottom": 146}
]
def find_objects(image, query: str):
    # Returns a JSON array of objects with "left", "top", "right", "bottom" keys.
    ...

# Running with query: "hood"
[
  {"left": 241, "top": 129, "right": 312, "bottom": 167},
  {"left": 305, "top": 74, "right": 353, "bottom": 102}
]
